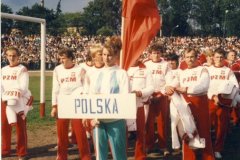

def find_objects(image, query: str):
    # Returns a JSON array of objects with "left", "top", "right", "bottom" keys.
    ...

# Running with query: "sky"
[{"left": 2, "top": 0, "right": 91, "bottom": 13}]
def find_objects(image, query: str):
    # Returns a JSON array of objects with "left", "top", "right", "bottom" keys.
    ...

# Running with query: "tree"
[
  {"left": 158, "top": 0, "right": 171, "bottom": 36},
  {"left": 191, "top": 0, "right": 240, "bottom": 37},
  {"left": 97, "top": 26, "right": 114, "bottom": 36},
  {"left": 80, "top": 0, "right": 121, "bottom": 35},
  {"left": 191, "top": 0, "right": 220, "bottom": 36},
  {"left": 62, "top": 12, "right": 82, "bottom": 27},
  {"left": 226, "top": 9, "right": 240, "bottom": 36},
  {"left": 56, "top": 0, "right": 62, "bottom": 16},
  {"left": 15, "top": 3, "right": 56, "bottom": 35},
  {"left": 220, "top": 0, "right": 240, "bottom": 37},
  {"left": 1, "top": 3, "right": 13, "bottom": 34},
  {"left": 158, "top": 0, "right": 192, "bottom": 36}
]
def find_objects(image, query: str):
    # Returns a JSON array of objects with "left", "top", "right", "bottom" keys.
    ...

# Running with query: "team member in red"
[
  {"left": 127, "top": 57, "right": 154, "bottom": 159},
  {"left": 1, "top": 47, "right": 33, "bottom": 160},
  {"left": 144, "top": 43, "right": 171, "bottom": 155},
  {"left": 69, "top": 55, "right": 94, "bottom": 146},
  {"left": 166, "top": 48, "right": 215, "bottom": 160},
  {"left": 51, "top": 48, "right": 91, "bottom": 160},
  {"left": 225, "top": 50, "right": 240, "bottom": 126},
  {"left": 207, "top": 48, "right": 239, "bottom": 159}
]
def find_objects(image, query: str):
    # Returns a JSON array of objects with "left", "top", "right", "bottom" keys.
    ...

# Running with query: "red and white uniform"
[
  {"left": 52, "top": 64, "right": 91, "bottom": 160},
  {"left": 225, "top": 61, "right": 240, "bottom": 126},
  {"left": 1, "top": 65, "right": 32, "bottom": 123},
  {"left": 1, "top": 64, "right": 30, "bottom": 157},
  {"left": 207, "top": 65, "right": 239, "bottom": 153},
  {"left": 144, "top": 59, "right": 171, "bottom": 149},
  {"left": 127, "top": 65, "right": 154, "bottom": 159},
  {"left": 175, "top": 66, "right": 215, "bottom": 160},
  {"left": 208, "top": 66, "right": 239, "bottom": 99}
]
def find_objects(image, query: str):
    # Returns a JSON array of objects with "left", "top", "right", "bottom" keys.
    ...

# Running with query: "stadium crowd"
[
  {"left": 1, "top": 33, "right": 240, "bottom": 70},
  {"left": 1, "top": 33, "right": 104, "bottom": 70}
]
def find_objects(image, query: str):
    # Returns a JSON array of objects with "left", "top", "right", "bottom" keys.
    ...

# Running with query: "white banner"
[{"left": 58, "top": 94, "right": 137, "bottom": 119}]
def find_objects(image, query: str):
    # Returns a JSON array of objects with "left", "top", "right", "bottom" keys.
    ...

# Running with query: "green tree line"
[{"left": 1, "top": 0, "right": 240, "bottom": 37}]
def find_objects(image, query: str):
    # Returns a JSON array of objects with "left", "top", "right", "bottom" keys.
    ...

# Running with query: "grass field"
[{"left": 27, "top": 75, "right": 55, "bottom": 129}]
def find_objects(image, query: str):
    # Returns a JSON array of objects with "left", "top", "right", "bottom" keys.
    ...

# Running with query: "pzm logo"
[{"left": 183, "top": 76, "right": 197, "bottom": 83}]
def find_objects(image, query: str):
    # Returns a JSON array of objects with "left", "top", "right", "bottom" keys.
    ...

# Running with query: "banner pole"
[
  {"left": 120, "top": 16, "right": 124, "bottom": 68},
  {"left": 95, "top": 119, "right": 99, "bottom": 160}
]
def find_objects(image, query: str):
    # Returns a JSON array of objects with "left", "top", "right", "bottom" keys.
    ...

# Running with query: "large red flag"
[{"left": 121, "top": 0, "right": 161, "bottom": 70}]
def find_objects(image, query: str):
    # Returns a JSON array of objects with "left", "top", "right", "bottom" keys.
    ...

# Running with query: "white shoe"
[
  {"left": 163, "top": 150, "right": 170, "bottom": 156},
  {"left": 214, "top": 152, "right": 222, "bottom": 159},
  {"left": 189, "top": 137, "right": 205, "bottom": 149}
]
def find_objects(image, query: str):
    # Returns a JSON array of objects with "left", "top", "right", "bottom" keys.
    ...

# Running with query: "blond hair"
[
  {"left": 89, "top": 44, "right": 103, "bottom": 58},
  {"left": 6, "top": 46, "right": 20, "bottom": 56},
  {"left": 204, "top": 49, "right": 214, "bottom": 57}
]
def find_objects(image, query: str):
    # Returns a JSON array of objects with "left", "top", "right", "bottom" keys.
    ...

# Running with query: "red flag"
[{"left": 122, "top": 0, "right": 161, "bottom": 70}]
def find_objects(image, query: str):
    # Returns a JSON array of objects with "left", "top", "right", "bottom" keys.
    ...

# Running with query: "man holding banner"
[
  {"left": 51, "top": 48, "right": 91, "bottom": 160},
  {"left": 83, "top": 36, "right": 129, "bottom": 160}
]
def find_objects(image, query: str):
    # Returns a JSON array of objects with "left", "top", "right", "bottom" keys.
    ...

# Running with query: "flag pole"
[
  {"left": 95, "top": 119, "right": 99, "bottom": 160},
  {"left": 120, "top": 16, "right": 125, "bottom": 68}
]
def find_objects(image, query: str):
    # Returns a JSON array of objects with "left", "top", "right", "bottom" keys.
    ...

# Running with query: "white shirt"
[
  {"left": 166, "top": 68, "right": 180, "bottom": 87},
  {"left": 176, "top": 66, "right": 210, "bottom": 94},
  {"left": 88, "top": 65, "right": 129, "bottom": 123},
  {"left": 89, "top": 65, "right": 129, "bottom": 94},
  {"left": 86, "top": 66, "right": 105, "bottom": 94},
  {"left": 52, "top": 64, "right": 86, "bottom": 106},
  {"left": 79, "top": 62, "right": 92, "bottom": 72},
  {"left": 1, "top": 64, "right": 29, "bottom": 96},
  {"left": 127, "top": 66, "right": 154, "bottom": 107},
  {"left": 207, "top": 65, "right": 239, "bottom": 99},
  {"left": 144, "top": 59, "right": 171, "bottom": 94}
]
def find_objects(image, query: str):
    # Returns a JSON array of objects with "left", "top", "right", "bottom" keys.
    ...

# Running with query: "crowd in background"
[
  {"left": 1, "top": 33, "right": 104, "bottom": 70},
  {"left": 1, "top": 33, "right": 240, "bottom": 70}
]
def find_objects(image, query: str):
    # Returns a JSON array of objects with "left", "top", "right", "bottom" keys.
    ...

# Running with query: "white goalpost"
[{"left": 1, "top": 12, "right": 46, "bottom": 117}]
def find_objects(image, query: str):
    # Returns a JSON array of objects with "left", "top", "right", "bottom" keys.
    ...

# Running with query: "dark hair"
[
  {"left": 227, "top": 49, "right": 237, "bottom": 55},
  {"left": 85, "top": 55, "right": 92, "bottom": 62},
  {"left": 167, "top": 53, "right": 179, "bottom": 66},
  {"left": 104, "top": 36, "right": 122, "bottom": 56},
  {"left": 214, "top": 48, "right": 225, "bottom": 57},
  {"left": 184, "top": 47, "right": 199, "bottom": 57},
  {"left": 58, "top": 48, "right": 75, "bottom": 60},
  {"left": 6, "top": 47, "right": 20, "bottom": 56},
  {"left": 149, "top": 43, "right": 165, "bottom": 53},
  {"left": 167, "top": 53, "right": 179, "bottom": 61}
]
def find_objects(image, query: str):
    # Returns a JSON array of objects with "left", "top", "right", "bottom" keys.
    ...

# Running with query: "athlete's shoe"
[{"left": 214, "top": 152, "right": 222, "bottom": 159}]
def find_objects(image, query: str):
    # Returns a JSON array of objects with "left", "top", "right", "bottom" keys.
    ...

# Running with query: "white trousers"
[{"left": 170, "top": 92, "right": 205, "bottom": 149}]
